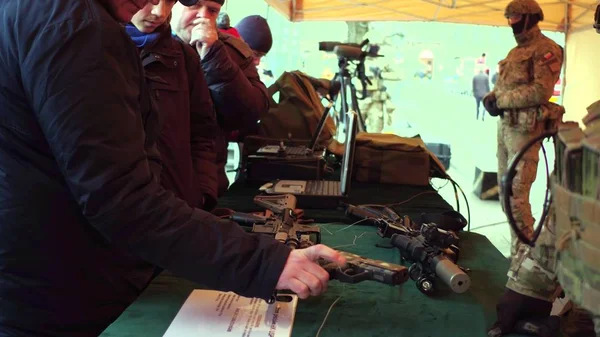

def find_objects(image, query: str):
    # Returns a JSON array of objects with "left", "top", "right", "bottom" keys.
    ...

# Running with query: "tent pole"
[{"left": 561, "top": 2, "right": 569, "bottom": 106}]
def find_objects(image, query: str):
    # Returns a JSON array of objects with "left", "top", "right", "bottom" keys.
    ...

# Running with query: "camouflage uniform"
[
  {"left": 495, "top": 2, "right": 600, "bottom": 334},
  {"left": 506, "top": 107, "right": 600, "bottom": 336},
  {"left": 492, "top": 0, "right": 563, "bottom": 257},
  {"left": 359, "top": 72, "right": 395, "bottom": 133},
  {"left": 358, "top": 30, "right": 400, "bottom": 133}
]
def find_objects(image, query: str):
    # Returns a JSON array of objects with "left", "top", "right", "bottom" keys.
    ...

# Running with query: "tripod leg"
[
  {"left": 349, "top": 82, "right": 367, "bottom": 132},
  {"left": 329, "top": 72, "right": 342, "bottom": 127},
  {"left": 336, "top": 67, "right": 349, "bottom": 129}
]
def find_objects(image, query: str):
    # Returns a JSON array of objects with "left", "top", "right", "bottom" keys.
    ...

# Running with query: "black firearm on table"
[
  {"left": 345, "top": 204, "right": 471, "bottom": 295},
  {"left": 229, "top": 194, "right": 409, "bottom": 290}
]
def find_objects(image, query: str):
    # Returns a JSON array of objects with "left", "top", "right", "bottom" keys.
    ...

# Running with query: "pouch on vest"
[
  {"left": 508, "top": 107, "right": 539, "bottom": 133},
  {"left": 552, "top": 107, "right": 600, "bottom": 313},
  {"left": 553, "top": 182, "right": 600, "bottom": 314},
  {"left": 539, "top": 102, "right": 565, "bottom": 133}
]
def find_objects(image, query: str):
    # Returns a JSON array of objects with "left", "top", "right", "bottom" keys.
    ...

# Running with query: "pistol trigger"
[
  {"left": 266, "top": 293, "right": 277, "bottom": 304},
  {"left": 336, "top": 267, "right": 371, "bottom": 284}
]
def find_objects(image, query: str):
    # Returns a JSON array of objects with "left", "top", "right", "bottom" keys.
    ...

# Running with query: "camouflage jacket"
[{"left": 494, "top": 26, "right": 563, "bottom": 110}]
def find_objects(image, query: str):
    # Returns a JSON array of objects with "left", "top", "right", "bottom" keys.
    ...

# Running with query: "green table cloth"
[{"left": 101, "top": 223, "right": 516, "bottom": 337}]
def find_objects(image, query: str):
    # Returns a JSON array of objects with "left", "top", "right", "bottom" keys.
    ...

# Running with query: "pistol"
[{"left": 230, "top": 194, "right": 409, "bottom": 288}]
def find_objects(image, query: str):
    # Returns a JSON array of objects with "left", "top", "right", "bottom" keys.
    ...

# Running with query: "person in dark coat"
[
  {"left": 491, "top": 64, "right": 500, "bottom": 87},
  {"left": 172, "top": 0, "right": 270, "bottom": 196},
  {"left": 473, "top": 67, "right": 491, "bottom": 120},
  {"left": 235, "top": 15, "right": 273, "bottom": 67},
  {"left": 0, "top": 0, "right": 344, "bottom": 335},
  {"left": 127, "top": 0, "right": 219, "bottom": 210}
]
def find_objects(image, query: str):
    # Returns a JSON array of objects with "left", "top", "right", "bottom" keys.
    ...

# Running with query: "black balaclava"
[{"left": 511, "top": 13, "right": 541, "bottom": 35}]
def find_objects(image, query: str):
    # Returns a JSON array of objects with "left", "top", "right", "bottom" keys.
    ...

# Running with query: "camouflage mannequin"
[
  {"left": 358, "top": 68, "right": 394, "bottom": 133},
  {"left": 358, "top": 29, "right": 401, "bottom": 133},
  {"left": 487, "top": 3, "right": 600, "bottom": 335},
  {"left": 483, "top": 0, "right": 564, "bottom": 258}
]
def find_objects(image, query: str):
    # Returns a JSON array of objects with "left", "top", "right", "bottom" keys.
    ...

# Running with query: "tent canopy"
[{"left": 265, "top": 0, "right": 597, "bottom": 32}]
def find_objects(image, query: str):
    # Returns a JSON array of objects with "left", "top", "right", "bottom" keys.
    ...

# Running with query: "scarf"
[{"left": 125, "top": 24, "right": 161, "bottom": 48}]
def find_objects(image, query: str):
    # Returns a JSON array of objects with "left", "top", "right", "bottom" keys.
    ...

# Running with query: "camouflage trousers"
[
  {"left": 506, "top": 210, "right": 600, "bottom": 336},
  {"left": 358, "top": 98, "right": 395, "bottom": 133},
  {"left": 497, "top": 119, "right": 543, "bottom": 257}
]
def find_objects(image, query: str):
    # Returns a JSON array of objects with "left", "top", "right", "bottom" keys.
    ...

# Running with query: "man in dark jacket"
[
  {"left": 0, "top": 0, "right": 344, "bottom": 335},
  {"left": 127, "top": 0, "right": 219, "bottom": 210},
  {"left": 235, "top": 15, "right": 273, "bottom": 67},
  {"left": 172, "top": 0, "right": 270, "bottom": 196},
  {"left": 472, "top": 67, "right": 491, "bottom": 121}
]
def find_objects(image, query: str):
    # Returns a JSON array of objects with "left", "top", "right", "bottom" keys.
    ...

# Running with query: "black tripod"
[{"left": 332, "top": 53, "right": 368, "bottom": 134}]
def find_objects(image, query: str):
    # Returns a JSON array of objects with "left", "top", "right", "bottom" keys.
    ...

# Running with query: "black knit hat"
[{"left": 235, "top": 15, "right": 272, "bottom": 54}]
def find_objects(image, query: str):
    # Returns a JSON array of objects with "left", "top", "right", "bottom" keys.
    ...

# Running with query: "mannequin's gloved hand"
[{"left": 483, "top": 92, "right": 504, "bottom": 117}]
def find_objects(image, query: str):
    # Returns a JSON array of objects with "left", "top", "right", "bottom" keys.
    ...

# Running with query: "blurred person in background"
[
  {"left": 216, "top": 12, "right": 240, "bottom": 38},
  {"left": 235, "top": 15, "right": 273, "bottom": 68},
  {"left": 472, "top": 65, "right": 490, "bottom": 121}
]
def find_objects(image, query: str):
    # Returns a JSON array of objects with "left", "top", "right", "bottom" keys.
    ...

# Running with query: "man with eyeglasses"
[
  {"left": 171, "top": 1, "right": 269, "bottom": 197},
  {"left": 482, "top": 0, "right": 563, "bottom": 260},
  {"left": 235, "top": 15, "right": 273, "bottom": 68},
  {"left": 235, "top": 15, "right": 274, "bottom": 86}
]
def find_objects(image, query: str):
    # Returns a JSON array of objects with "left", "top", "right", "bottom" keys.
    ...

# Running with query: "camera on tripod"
[
  {"left": 317, "top": 39, "right": 381, "bottom": 132},
  {"left": 318, "top": 40, "right": 381, "bottom": 61}
]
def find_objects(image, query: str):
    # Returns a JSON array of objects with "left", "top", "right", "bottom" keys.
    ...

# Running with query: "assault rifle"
[
  {"left": 345, "top": 204, "right": 471, "bottom": 295},
  {"left": 229, "top": 194, "right": 409, "bottom": 293}
]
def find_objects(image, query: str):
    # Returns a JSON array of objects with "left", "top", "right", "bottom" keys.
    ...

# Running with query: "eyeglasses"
[{"left": 252, "top": 50, "right": 266, "bottom": 59}]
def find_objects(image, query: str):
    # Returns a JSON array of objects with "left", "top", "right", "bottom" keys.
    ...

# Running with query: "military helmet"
[{"left": 504, "top": 0, "right": 544, "bottom": 21}]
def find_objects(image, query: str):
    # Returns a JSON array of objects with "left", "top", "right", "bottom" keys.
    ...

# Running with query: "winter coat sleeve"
[
  {"left": 201, "top": 35, "right": 269, "bottom": 132},
  {"left": 20, "top": 19, "right": 290, "bottom": 300}
]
